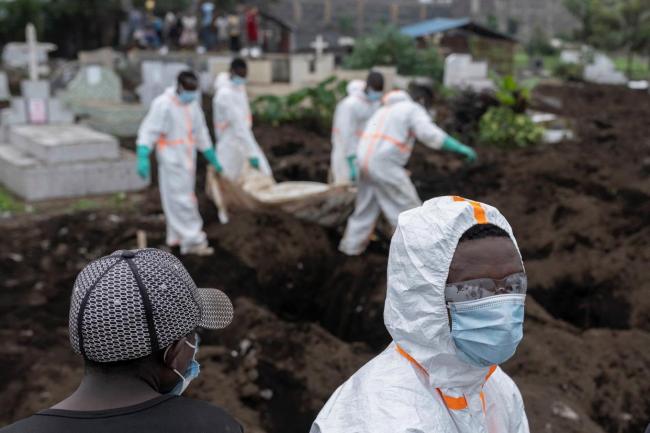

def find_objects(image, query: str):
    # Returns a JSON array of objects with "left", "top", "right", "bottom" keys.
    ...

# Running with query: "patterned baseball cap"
[{"left": 68, "top": 248, "right": 234, "bottom": 363}]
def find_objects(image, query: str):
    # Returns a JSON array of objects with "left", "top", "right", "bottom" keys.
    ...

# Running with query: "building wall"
[
  {"left": 467, "top": 0, "right": 578, "bottom": 41},
  {"left": 253, "top": 0, "right": 578, "bottom": 49}
]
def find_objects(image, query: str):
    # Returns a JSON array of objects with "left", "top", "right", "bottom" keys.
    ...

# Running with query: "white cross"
[
  {"left": 310, "top": 34, "right": 329, "bottom": 57},
  {"left": 26, "top": 23, "right": 39, "bottom": 81}
]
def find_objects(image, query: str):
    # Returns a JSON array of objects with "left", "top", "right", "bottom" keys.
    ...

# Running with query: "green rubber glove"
[
  {"left": 136, "top": 145, "right": 151, "bottom": 179},
  {"left": 202, "top": 148, "right": 223, "bottom": 173},
  {"left": 442, "top": 136, "right": 477, "bottom": 163},
  {"left": 347, "top": 155, "right": 358, "bottom": 182},
  {"left": 249, "top": 157, "right": 260, "bottom": 170}
]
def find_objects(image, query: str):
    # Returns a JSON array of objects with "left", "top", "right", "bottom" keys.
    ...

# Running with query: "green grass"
[
  {"left": 613, "top": 55, "right": 650, "bottom": 80},
  {"left": 68, "top": 199, "right": 100, "bottom": 212},
  {"left": 514, "top": 51, "right": 560, "bottom": 74},
  {"left": 0, "top": 187, "right": 23, "bottom": 213}
]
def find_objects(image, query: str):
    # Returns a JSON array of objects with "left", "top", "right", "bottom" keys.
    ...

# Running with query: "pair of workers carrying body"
[
  {"left": 136, "top": 58, "right": 270, "bottom": 256},
  {"left": 331, "top": 72, "right": 478, "bottom": 256}
]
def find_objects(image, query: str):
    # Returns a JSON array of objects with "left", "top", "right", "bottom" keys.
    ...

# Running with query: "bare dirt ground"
[{"left": 1, "top": 83, "right": 649, "bottom": 433}]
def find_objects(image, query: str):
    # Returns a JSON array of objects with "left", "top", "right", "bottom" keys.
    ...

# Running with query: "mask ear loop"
[{"left": 164, "top": 337, "right": 197, "bottom": 380}]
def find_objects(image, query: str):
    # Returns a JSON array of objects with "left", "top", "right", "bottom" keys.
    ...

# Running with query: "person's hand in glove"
[
  {"left": 347, "top": 155, "right": 358, "bottom": 182},
  {"left": 249, "top": 157, "right": 260, "bottom": 170},
  {"left": 136, "top": 145, "right": 151, "bottom": 179},
  {"left": 202, "top": 148, "right": 223, "bottom": 173},
  {"left": 442, "top": 136, "right": 477, "bottom": 163}
]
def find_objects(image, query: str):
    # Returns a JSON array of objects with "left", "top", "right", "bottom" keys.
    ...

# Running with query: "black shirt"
[{"left": 0, "top": 395, "right": 243, "bottom": 433}]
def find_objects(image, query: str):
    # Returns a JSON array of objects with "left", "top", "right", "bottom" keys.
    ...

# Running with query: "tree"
[{"left": 564, "top": 0, "right": 650, "bottom": 74}]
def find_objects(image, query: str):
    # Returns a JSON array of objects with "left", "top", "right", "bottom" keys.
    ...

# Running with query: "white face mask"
[{"left": 164, "top": 337, "right": 200, "bottom": 396}]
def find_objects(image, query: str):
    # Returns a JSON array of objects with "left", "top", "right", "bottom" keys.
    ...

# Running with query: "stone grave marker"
[
  {"left": 584, "top": 53, "right": 627, "bottom": 85},
  {"left": 443, "top": 54, "right": 493, "bottom": 91},
  {"left": 0, "top": 71, "right": 9, "bottom": 101},
  {"left": 137, "top": 61, "right": 189, "bottom": 106},
  {"left": 59, "top": 65, "right": 146, "bottom": 137}
]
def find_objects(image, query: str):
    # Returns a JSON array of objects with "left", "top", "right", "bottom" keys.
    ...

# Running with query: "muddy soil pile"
[{"left": 1, "top": 83, "right": 649, "bottom": 433}]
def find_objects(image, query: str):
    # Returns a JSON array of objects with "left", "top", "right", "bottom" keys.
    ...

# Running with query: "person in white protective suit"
[
  {"left": 339, "top": 85, "right": 478, "bottom": 256},
  {"left": 312, "top": 196, "right": 530, "bottom": 433},
  {"left": 136, "top": 70, "right": 223, "bottom": 256},
  {"left": 330, "top": 71, "right": 384, "bottom": 184},
  {"left": 213, "top": 57, "right": 272, "bottom": 182}
]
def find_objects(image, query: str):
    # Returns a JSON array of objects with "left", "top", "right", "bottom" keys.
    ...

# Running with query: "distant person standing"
[
  {"left": 215, "top": 14, "right": 229, "bottom": 49},
  {"left": 227, "top": 12, "right": 241, "bottom": 53},
  {"left": 200, "top": 2, "right": 215, "bottom": 50},
  {"left": 245, "top": 6, "right": 259, "bottom": 49}
]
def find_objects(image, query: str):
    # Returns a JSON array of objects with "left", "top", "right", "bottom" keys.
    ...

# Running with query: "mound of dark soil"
[{"left": 1, "top": 83, "right": 649, "bottom": 433}]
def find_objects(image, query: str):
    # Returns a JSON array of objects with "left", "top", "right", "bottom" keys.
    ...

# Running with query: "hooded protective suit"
[
  {"left": 213, "top": 72, "right": 272, "bottom": 182},
  {"left": 137, "top": 86, "right": 212, "bottom": 252},
  {"left": 330, "top": 80, "right": 379, "bottom": 184},
  {"left": 339, "top": 90, "right": 448, "bottom": 255},
  {"left": 312, "top": 196, "right": 529, "bottom": 433}
]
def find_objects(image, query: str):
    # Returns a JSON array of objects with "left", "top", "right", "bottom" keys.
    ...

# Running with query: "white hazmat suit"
[
  {"left": 330, "top": 80, "right": 379, "bottom": 184},
  {"left": 137, "top": 86, "right": 212, "bottom": 252},
  {"left": 339, "top": 90, "right": 449, "bottom": 255},
  {"left": 312, "top": 195, "right": 529, "bottom": 433},
  {"left": 213, "top": 72, "right": 272, "bottom": 182}
]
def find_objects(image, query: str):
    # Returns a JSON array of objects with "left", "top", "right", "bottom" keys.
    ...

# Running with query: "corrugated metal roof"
[{"left": 400, "top": 17, "right": 471, "bottom": 38}]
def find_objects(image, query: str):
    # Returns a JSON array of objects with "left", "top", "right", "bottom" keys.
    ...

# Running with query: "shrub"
[
  {"left": 252, "top": 77, "right": 348, "bottom": 134},
  {"left": 477, "top": 76, "right": 543, "bottom": 148},
  {"left": 443, "top": 90, "right": 498, "bottom": 143},
  {"left": 479, "top": 106, "right": 544, "bottom": 148},
  {"left": 344, "top": 24, "right": 444, "bottom": 82},
  {"left": 553, "top": 62, "right": 584, "bottom": 81}
]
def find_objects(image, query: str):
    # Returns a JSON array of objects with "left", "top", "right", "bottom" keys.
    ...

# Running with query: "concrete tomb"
[{"left": 443, "top": 54, "right": 493, "bottom": 92}]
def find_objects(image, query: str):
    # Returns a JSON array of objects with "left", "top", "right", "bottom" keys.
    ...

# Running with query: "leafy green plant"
[
  {"left": 344, "top": 24, "right": 444, "bottom": 82},
  {"left": 0, "top": 187, "right": 23, "bottom": 213},
  {"left": 478, "top": 75, "right": 543, "bottom": 148},
  {"left": 479, "top": 107, "right": 544, "bottom": 148},
  {"left": 252, "top": 77, "right": 348, "bottom": 134},
  {"left": 494, "top": 75, "right": 533, "bottom": 113},
  {"left": 553, "top": 62, "right": 585, "bottom": 81}
]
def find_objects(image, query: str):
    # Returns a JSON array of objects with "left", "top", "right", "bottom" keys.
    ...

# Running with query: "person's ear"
[{"left": 163, "top": 337, "right": 192, "bottom": 372}]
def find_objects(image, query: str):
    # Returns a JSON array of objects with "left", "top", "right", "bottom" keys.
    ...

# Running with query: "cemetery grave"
[
  {"left": 0, "top": 25, "right": 148, "bottom": 200},
  {"left": 1, "top": 81, "right": 649, "bottom": 433}
]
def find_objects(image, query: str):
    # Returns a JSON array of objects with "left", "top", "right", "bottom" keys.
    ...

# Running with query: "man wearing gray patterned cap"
[{"left": 0, "top": 248, "right": 242, "bottom": 433}]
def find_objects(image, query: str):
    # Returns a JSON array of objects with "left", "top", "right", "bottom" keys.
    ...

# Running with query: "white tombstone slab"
[
  {"left": 137, "top": 61, "right": 189, "bottom": 106},
  {"left": 0, "top": 72, "right": 9, "bottom": 100},
  {"left": 8, "top": 124, "right": 120, "bottom": 164},
  {"left": 0, "top": 145, "right": 147, "bottom": 201},
  {"left": 2, "top": 42, "right": 56, "bottom": 69},
  {"left": 443, "top": 54, "right": 493, "bottom": 91},
  {"left": 560, "top": 50, "right": 581, "bottom": 64},
  {"left": 584, "top": 53, "right": 627, "bottom": 85},
  {"left": 60, "top": 65, "right": 122, "bottom": 104}
]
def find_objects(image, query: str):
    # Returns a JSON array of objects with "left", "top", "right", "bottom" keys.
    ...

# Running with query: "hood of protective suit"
[
  {"left": 384, "top": 196, "right": 523, "bottom": 392},
  {"left": 214, "top": 72, "right": 231, "bottom": 94},
  {"left": 382, "top": 90, "right": 411, "bottom": 106},
  {"left": 346, "top": 79, "right": 366, "bottom": 97}
]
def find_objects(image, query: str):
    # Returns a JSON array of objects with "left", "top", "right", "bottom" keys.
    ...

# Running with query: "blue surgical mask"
[
  {"left": 178, "top": 90, "right": 199, "bottom": 105},
  {"left": 165, "top": 336, "right": 201, "bottom": 396},
  {"left": 231, "top": 75, "right": 247, "bottom": 86},
  {"left": 367, "top": 90, "right": 382, "bottom": 102},
  {"left": 448, "top": 293, "right": 525, "bottom": 367}
]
